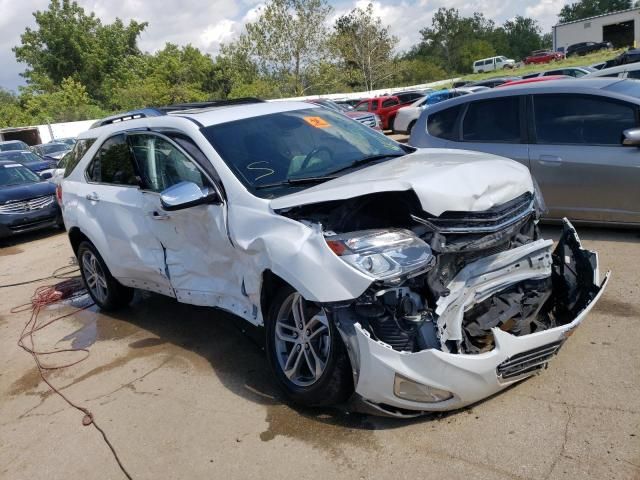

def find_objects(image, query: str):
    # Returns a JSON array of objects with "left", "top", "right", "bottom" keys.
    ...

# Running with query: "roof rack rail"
[{"left": 89, "top": 98, "right": 265, "bottom": 129}]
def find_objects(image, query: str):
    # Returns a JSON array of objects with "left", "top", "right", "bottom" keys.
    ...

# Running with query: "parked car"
[
  {"left": 306, "top": 98, "right": 381, "bottom": 130},
  {"left": 523, "top": 67, "right": 594, "bottom": 78},
  {"left": 566, "top": 41, "right": 613, "bottom": 57},
  {"left": 392, "top": 88, "right": 475, "bottom": 134},
  {"left": 584, "top": 62, "right": 640, "bottom": 79},
  {"left": 524, "top": 50, "right": 564, "bottom": 65},
  {"left": 409, "top": 78, "right": 640, "bottom": 226},
  {"left": 0, "top": 151, "right": 57, "bottom": 175},
  {"left": 354, "top": 94, "right": 422, "bottom": 130},
  {"left": 589, "top": 61, "right": 608, "bottom": 70},
  {"left": 0, "top": 140, "right": 30, "bottom": 152},
  {"left": 452, "top": 80, "right": 473, "bottom": 88},
  {"left": 472, "top": 56, "right": 515, "bottom": 73},
  {"left": 60, "top": 99, "right": 607, "bottom": 416},
  {"left": 31, "top": 142, "right": 72, "bottom": 161},
  {"left": 542, "top": 66, "right": 595, "bottom": 77},
  {"left": 49, "top": 137, "right": 77, "bottom": 147},
  {"left": 467, "top": 76, "right": 521, "bottom": 88},
  {"left": 334, "top": 99, "right": 361, "bottom": 108},
  {"left": 0, "top": 160, "right": 62, "bottom": 238},
  {"left": 497, "top": 75, "right": 571, "bottom": 87},
  {"left": 609, "top": 48, "right": 640, "bottom": 66}
]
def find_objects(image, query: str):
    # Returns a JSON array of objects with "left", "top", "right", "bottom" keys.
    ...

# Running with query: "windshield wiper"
[
  {"left": 254, "top": 175, "right": 337, "bottom": 190},
  {"left": 325, "top": 153, "right": 405, "bottom": 176}
]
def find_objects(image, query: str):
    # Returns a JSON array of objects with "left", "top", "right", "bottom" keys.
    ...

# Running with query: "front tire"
[
  {"left": 77, "top": 241, "right": 134, "bottom": 311},
  {"left": 265, "top": 286, "right": 353, "bottom": 407}
]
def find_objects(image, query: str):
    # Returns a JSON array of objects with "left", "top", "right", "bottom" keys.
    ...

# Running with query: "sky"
[{"left": 0, "top": 0, "right": 571, "bottom": 91}]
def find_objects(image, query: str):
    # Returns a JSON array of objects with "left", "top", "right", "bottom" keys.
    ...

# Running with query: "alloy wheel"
[
  {"left": 81, "top": 250, "right": 109, "bottom": 304},
  {"left": 274, "top": 292, "right": 331, "bottom": 387}
]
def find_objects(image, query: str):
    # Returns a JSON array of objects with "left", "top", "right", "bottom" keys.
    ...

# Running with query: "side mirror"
[
  {"left": 40, "top": 171, "right": 53, "bottom": 180},
  {"left": 160, "top": 181, "right": 220, "bottom": 211},
  {"left": 622, "top": 128, "right": 640, "bottom": 147}
]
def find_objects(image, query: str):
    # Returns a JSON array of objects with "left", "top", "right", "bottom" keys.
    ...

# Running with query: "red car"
[
  {"left": 524, "top": 50, "right": 564, "bottom": 65},
  {"left": 496, "top": 75, "right": 571, "bottom": 87},
  {"left": 354, "top": 93, "right": 422, "bottom": 130}
]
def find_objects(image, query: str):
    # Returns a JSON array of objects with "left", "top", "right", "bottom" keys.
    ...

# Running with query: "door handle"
[
  {"left": 538, "top": 155, "right": 562, "bottom": 166},
  {"left": 150, "top": 211, "right": 170, "bottom": 220},
  {"left": 85, "top": 192, "right": 100, "bottom": 201}
]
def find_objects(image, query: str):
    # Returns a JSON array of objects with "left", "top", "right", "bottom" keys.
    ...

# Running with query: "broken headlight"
[{"left": 325, "top": 228, "right": 433, "bottom": 280}]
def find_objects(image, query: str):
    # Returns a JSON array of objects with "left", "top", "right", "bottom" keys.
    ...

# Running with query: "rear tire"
[
  {"left": 77, "top": 241, "right": 134, "bottom": 311},
  {"left": 265, "top": 286, "right": 353, "bottom": 407}
]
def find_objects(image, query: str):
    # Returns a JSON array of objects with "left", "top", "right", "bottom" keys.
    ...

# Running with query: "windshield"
[
  {"left": 39, "top": 144, "right": 69, "bottom": 155},
  {"left": 201, "top": 107, "right": 406, "bottom": 198},
  {"left": 0, "top": 164, "right": 41, "bottom": 186},
  {"left": 0, "top": 151, "right": 43, "bottom": 165},
  {"left": 0, "top": 142, "right": 26, "bottom": 152},
  {"left": 604, "top": 80, "right": 640, "bottom": 99}
]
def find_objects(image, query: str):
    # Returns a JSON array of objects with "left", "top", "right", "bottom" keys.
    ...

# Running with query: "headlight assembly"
[{"left": 325, "top": 228, "right": 433, "bottom": 280}]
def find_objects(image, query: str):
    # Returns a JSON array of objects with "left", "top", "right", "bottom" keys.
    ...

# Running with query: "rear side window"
[
  {"left": 533, "top": 94, "right": 636, "bottom": 145},
  {"left": 462, "top": 97, "right": 521, "bottom": 143},
  {"left": 627, "top": 70, "right": 640, "bottom": 79},
  {"left": 63, "top": 138, "right": 96, "bottom": 178},
  {"left": 427, "top": 105, "right": 462, "bottom": 141},
  {"left": 382, "top": 98, "right": 399, "bottom": 108},
  {"left": 86, "top": 134, "right": 139, "bottom": 186}
]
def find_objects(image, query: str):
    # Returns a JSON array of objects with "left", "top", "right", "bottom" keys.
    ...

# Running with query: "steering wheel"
[{"left": 300, "top": 146, "right": 332, "bottom": 171}]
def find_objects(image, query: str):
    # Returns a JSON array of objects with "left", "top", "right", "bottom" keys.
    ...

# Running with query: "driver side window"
[{"left": 128, "top": 134, "right": 208, "bottom": 193}]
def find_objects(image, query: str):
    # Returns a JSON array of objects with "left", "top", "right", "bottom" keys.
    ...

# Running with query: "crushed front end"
[{"left": 279, "top": 189, "right": 608, "bottom": 416}]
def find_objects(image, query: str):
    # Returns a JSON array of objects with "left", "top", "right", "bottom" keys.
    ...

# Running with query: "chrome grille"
[
  {"left": 354, "top": 114, "right": 377, "bottom": 128},
  {"left": 497, "top": 340, "right": 563, "bottom": 380},
  {"left": 412, "top": 192, "right": 534, "bottom": 234},
  {"left": 0, "top": 195, "right": 55, "bottom": 214}
]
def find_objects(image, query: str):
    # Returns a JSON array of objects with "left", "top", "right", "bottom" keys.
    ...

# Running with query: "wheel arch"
[
  {"left": 68, "top": 226, "right": 91, "bottom": 255},
  {"left": 260, "top": 269, "right": 290, "bottom": 324}
]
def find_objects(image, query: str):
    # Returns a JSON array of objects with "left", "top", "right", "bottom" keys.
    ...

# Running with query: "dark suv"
[{"left": 567, "top": 41, "right": 613, "bottom": 57}]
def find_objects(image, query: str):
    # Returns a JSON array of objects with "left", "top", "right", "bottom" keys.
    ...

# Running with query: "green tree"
[
  {"left": 13, "top": 0, "right": 146, "bottom": 101},
  {"left": 330, "top": 3, "right": 398, "bottom": 91},
  {"left": 394, "top": 59, "right": 447, "bottom": 86},
  {"left": 229, "top": 0, "right": 333, "bottom": 96},
  {"left": 105, "top": 44, "right": 217, "bottom": 110},
  {"left": 414, "top": 8, "right": 495, "bottom": 73},
  {"left": 0, "top": 89, "right": 31, "bottom": 128},
  {"left": 501, "top": 16, "right": 543, "bottom": 61},
  {"left": 559, "top": 0, "right": 633, "bottom": 23},
  {"left": 22, "top": 77, "right": 106, "bottom": 124},
  {"left": 459, "top": 40, "right": 496, "bottom": 70}
]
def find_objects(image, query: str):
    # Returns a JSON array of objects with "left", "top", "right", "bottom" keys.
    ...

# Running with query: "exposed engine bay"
[{"left": 278, "top": 190, "right": 602, "bottom": 356}]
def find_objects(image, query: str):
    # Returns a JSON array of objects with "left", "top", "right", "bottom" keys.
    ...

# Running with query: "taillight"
[{"left": 56, "top": 184, "right": 62, "bottom": 203}]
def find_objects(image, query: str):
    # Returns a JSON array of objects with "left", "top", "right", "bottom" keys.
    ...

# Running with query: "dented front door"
[
  {"left": 128, "top": 131, "right": 241, "bottom": 308},
  {"left": 140, "top": 193, "right": 238, "bottom": 306}
]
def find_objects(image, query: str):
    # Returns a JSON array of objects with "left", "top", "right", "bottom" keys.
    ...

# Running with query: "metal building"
[{"left": 553, "top": 7, "right": 640, "bottom": 52}]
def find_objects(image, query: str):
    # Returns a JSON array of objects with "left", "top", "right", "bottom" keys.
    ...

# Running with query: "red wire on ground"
[{"left": 14, "top": 276, "right": 134, "bottom": 480}]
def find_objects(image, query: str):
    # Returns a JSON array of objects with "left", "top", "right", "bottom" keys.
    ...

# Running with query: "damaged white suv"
[{"left": 61, "top": 99, "right": 608, "bottom": 416}]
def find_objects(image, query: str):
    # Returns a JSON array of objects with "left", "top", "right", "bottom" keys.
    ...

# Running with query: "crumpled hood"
[{"left": 270, "top": 149, "right": 534, "bottom": 216}]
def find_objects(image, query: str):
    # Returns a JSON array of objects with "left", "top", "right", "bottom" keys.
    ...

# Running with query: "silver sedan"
[{"left": 408, "top": 78, "right": 640, "bottom": 226}]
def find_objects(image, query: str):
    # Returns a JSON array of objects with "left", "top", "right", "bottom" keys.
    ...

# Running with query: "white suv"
[{"left": 61, "top": 99, "right": 608, "bottom": 416}]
